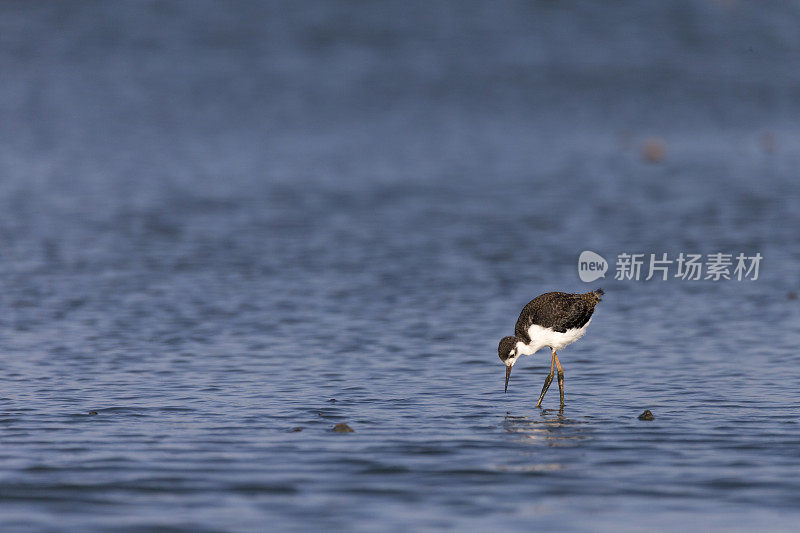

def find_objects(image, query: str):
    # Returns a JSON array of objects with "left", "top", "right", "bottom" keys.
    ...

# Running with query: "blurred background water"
[{"left": 1, "top": 1, "right": 800, "bottom": 531}]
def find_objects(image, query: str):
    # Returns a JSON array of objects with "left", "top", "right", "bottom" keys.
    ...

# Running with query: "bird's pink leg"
[
  {"left": 535, "top": 350, "right": 556, "bottom": 408},
  {"left": 554, "top": 351, "right": 565, "bottom": 409}
]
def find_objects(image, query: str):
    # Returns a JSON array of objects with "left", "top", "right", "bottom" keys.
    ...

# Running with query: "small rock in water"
[
  {"left": 328, "top": 398, "right": 336, "bottom": 402},
  {"left": 88, "top": 411, "right": 98, "bottom": 415},
  {"left": 290, "top": 427, "right": 303, "bottom": 432},
  {"left": 638, "top": 409, "right": 655, "bottom": 421},
  {"left": 641, "top": 138, "right": 666, "bottom": 163},
  {"left": 332, "top": 423, "right": 354, "bottom": 433}
]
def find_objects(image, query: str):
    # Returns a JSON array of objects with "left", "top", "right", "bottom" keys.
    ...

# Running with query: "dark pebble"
[
  {"left": 332, "top": 422, "right": 354, "bottom": 433},
  {"left": 638, "top": 409, "right": 655, "bottom": 421},
  {"left": 88, "top": 411, "right": 98, "bottom": 415},
  {"left": 290, "top": 427, "right": 303, "bottom": 432}
]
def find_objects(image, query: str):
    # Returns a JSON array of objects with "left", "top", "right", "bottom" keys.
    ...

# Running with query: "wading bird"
[{"left": 498, "top": 289, "right": 603, "bottom": 409}]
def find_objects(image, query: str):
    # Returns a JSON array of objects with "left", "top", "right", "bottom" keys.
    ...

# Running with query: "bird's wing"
[
  {"left": 550, "top": 298, "right": 595, "bottom": 332},
  {"left": 514, "top": 293, "right": 596, "bottom": 338}
]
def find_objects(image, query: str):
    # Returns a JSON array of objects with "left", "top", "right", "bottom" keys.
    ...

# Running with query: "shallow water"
[{"left": 2, "top": 2, "right": 800, "bottom": 531}]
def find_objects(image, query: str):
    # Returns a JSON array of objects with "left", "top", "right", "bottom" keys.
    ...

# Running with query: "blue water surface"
[{"left": 1, "top": 2, "right": 800, "bottom": 531}]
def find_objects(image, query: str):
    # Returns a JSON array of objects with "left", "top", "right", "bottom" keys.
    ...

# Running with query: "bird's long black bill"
[{"left": 504, "top": 365, "right": 512, "bottom": 393}]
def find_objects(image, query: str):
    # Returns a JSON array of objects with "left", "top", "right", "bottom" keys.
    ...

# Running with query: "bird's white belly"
[{"left": 517, "top": 319, "right": 591, "bottom": 355}]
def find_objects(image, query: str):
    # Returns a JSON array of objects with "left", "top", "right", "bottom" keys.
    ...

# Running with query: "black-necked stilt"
[{"left": 498, "top": 289, "right": 603, "bottom": 409}]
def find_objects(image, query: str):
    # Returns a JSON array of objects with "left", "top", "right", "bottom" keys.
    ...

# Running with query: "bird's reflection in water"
[
  {"left": 494, "top": 411, "right": 592, "bottom": 473},
  {"left": 502, "top": 410, "right": 592, "bottom": 447}
]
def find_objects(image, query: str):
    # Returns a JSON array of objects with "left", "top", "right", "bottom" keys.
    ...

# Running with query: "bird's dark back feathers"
[{"left": 514, "top": 289, "right": 603, "bottom": 341}]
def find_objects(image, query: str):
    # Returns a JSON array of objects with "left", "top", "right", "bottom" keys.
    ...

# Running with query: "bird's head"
[{"left": 498, "top": 336, "right": 520, "bottom": 393}]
